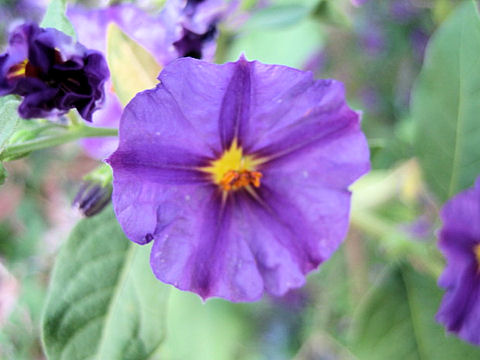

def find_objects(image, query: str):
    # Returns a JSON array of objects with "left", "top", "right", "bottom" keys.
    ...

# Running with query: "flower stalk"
[
  {"left": 350, "top": 210, "right": 443, "bottom": 279},
  {"left": 0, "top": 126, "right": 118, "bottom": 161}
]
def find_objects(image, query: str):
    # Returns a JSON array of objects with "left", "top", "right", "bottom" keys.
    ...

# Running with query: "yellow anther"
[
  {"left": 219, "top": 170, "right": 263, "bottom": 191},
  {"left": 200, "top": 139, "right": 264, "bottom": 192},
  {"left": 7, "top": 59, "right": 28, "bottom": 79}
]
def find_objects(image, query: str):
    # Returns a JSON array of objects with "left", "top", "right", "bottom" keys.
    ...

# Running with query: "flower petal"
[
  {"left": 149, "top": 187, "right": 265, "bottom": 301},
  {"left": 436, "top": 262, "right": 480, "bottom": 345},
  {"left": 436, "top": 176, "right": 480, "bottom": 345}
]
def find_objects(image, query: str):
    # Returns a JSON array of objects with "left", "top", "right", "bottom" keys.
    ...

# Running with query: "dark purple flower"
[
  {"left": 107, "top": 57, "right": 370, "bottom": 302},
  {"left": 436, "top": 177, "right": 480, "bottom": 345},
  {"left": 67, "top": 1, "right": 227, "bottom": 159},
  {"left": 173, "top": 24, "right": 217, "bottom": 59},
  {"left": 0, "top": 23, "right": 108, "bottom": 121}
]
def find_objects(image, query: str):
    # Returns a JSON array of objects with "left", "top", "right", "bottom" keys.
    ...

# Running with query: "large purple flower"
[
  {"left": 436, "top": 177, "right": 480, "bottom": 345},
  {"left": 0, "top": 23, "right": 108, "bottom": 121},
  {"left": 108, "top": 57, "right": 370, "bottom": 302},
  {"left": 68, "top": 1, "right": 227, "bottom": 159}
]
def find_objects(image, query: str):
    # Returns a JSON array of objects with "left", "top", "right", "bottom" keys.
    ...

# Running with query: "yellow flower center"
[
  {"left": 200, "top": 139, "right": 264, "bottom": 192},
  {"left": 475, "top": 244, "right": 480, "bottom": 268},
  {"left": 7, "top": 59, "right": 28, "bottom": 79}
]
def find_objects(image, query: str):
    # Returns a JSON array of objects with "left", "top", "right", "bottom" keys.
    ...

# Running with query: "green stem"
[
  {"left": 0, "top": 126, "right": 118, "bottom": 161},
  {"left": 67, "top": 111, "right": 82, "bottom": 128},
  {"left": 350, "top": 211, "right": 443, "bottom": 279}
]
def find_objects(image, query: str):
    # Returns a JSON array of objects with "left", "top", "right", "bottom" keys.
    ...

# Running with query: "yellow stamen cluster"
[
  {"left": 219, "top": 170, "right": 262, "bottom": 191},
  {"left": 7, "top": 59, "right": 28, "bottom": 79},
  {"left": 200, "top": 139, "right": 264, "bottom": 192}
]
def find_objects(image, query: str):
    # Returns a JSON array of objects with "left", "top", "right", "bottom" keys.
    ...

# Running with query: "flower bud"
[
  {"left": 73, "top": 164, "right": 113, "bottom": 217},
  {"left": 73, "top": 181, "right": 112, "bottom": 217}
]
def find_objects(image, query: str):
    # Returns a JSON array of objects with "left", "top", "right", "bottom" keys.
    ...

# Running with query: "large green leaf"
[
  {"left": 41, "top": 0, "right": 76, "bottom": 38},
  {"left": 241, "top": 4, "right": 311, "bottom": 32},
  {"left": 42, "top": 207, "right": 169, "bottom": 360},
  {"left": 226, "top": 4, "right": 324, "bottom": 68},
  {"left": 349, "top": 266, "right": 480, "bottom": 360},
  {"left": 157, "top": 291, "right": 252, "bottom": 360},
  {"left": 106, "top": 24, "right": 162, "bottom": 106},
  {"left": 412, "top": 0, "right": 480, "bottom": 202},
  {"left": 0, "top": 95, "right": 20, "bottom": 153}
]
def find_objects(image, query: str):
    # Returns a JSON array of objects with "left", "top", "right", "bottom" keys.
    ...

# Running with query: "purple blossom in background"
[
  {"left": 410, "top": 27, "right": 429, "bottom": 62},
  {"left": 175, "top": 0, "right": 227, "bottom": 59},
  {"left": 360, "top": 86, "right": 381, "bottom": 114},
  {"left": 108, "top": 57, "right": 370, "bottom": 302},
  {"left": 436, "top": 177, "right": 480, "bottom": 345},
  {"left": 358, "top": 22, "right": 386, "bottom": 57},
  {"left": 302, "top": 51, "right": 327, "bottom": 75},
  {"left": 389, "top": 0, "right": 420, "bottom": 23},
  {"left": 68, "top": 0, "right": 227, "bottom": 159},
  {"left": 351, "top": 0, "right": 369, "bottom": 7},
  {"left": 0, "top": 23, "right": 108, "bottom": 121}
]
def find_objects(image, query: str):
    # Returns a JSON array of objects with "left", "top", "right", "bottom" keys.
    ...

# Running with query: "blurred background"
[{"left": 0, "top": 0, "right": 473, "bottom": 359}]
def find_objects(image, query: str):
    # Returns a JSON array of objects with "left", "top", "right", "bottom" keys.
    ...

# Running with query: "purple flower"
[
  {"left": 436, "top": 177, "right": 480, "bottom": 345},
  {"left": 68, "top": 1, "right": 227, "bottom": 159},
  {"left": 410, "top": 27, "right": 429, "bottom": 62},
  {"left": 0, "top": 23, "right": 108, "bottom": 121},
  {"left": 107, "top": 57, "right": 370, "bottom": 302},
  {"left": 351, "top": 0, "right": 369, "bottom": 7},
  {"left": 358, "top": 23, "right": 386, "bottom": 57},
  {"left": 389, "top": 0, "right": 421, "bottom": 23}
]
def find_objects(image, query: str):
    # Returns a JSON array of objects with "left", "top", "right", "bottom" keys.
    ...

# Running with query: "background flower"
[
  {"left": 68, "top": 0, "right": 227, "bottom": 159},
  {"left": 0, "top": 22, "right": 108, "bottom": 121},
  {"left": 436, "top": 177, "right": 480, "bottom": 346}
]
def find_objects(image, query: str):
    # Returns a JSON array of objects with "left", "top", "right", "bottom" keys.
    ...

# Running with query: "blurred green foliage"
[
  {"left": 2, "top": 0, "right": 480, "bottom": 359},
  {"left": 413, "top": 0, "right": 480, "bottom": 202}
]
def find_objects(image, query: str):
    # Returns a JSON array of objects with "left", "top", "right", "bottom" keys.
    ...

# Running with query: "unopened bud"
[{"left": 73, "top": 181, "right": 112, "bottom": 217}]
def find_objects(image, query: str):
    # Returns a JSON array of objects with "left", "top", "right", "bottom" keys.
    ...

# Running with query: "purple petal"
[
  {"left": 436, "top": 176, "right": 480, "bottom": 345},
  {"left": 436, "top": 262, "right": 480, "bottom": 345},
  {"left": 80, "top": 90, "right": 122, "bottom": 160}
]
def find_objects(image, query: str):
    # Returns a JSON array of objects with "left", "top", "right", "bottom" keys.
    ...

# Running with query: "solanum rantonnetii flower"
[
  {"left": 108, "top": 57, "right": 370, "bottom": 302},
  {"left": 68, "top": 0, "right": 227, "bottom": 159},
  {"left": 0, "top": 23, "right": 108, "bottom": 121},
  {"left": 436, "top": 177, "right": 480, "bottom": 345}
]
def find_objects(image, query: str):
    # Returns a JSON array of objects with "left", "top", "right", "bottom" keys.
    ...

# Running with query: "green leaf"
[
  {"left": 349, "top": 266, "right": 480, "bottom": 360},
  {"left": 157, "top": 291, "right": 252, "bottom": 360},
  {"left": 227, "top": 17, "right": 324, "bottom": 68},
  {"left": 312, "top": 0, "right": 352, "bottom": 28},
  {"left": 0, "top": 95, "right": 20, "bottom": 153},
  {"left": 412, "top": 0, "right": 480, "bottom": 202},
  {"left": 42, "top": 207, "right": 169, "bottom": 360},
  {"left": 242, "top": 4, "right": 311, "bottom": 32},
  {"left": 41, "top": 0, "right": 76, "bottom": 38},
  {"left": 0, "top": 163, "right": 6, "bottom": 185},
  {"left": 106, "top": 24, "right": 162, "bottom": 106}
]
